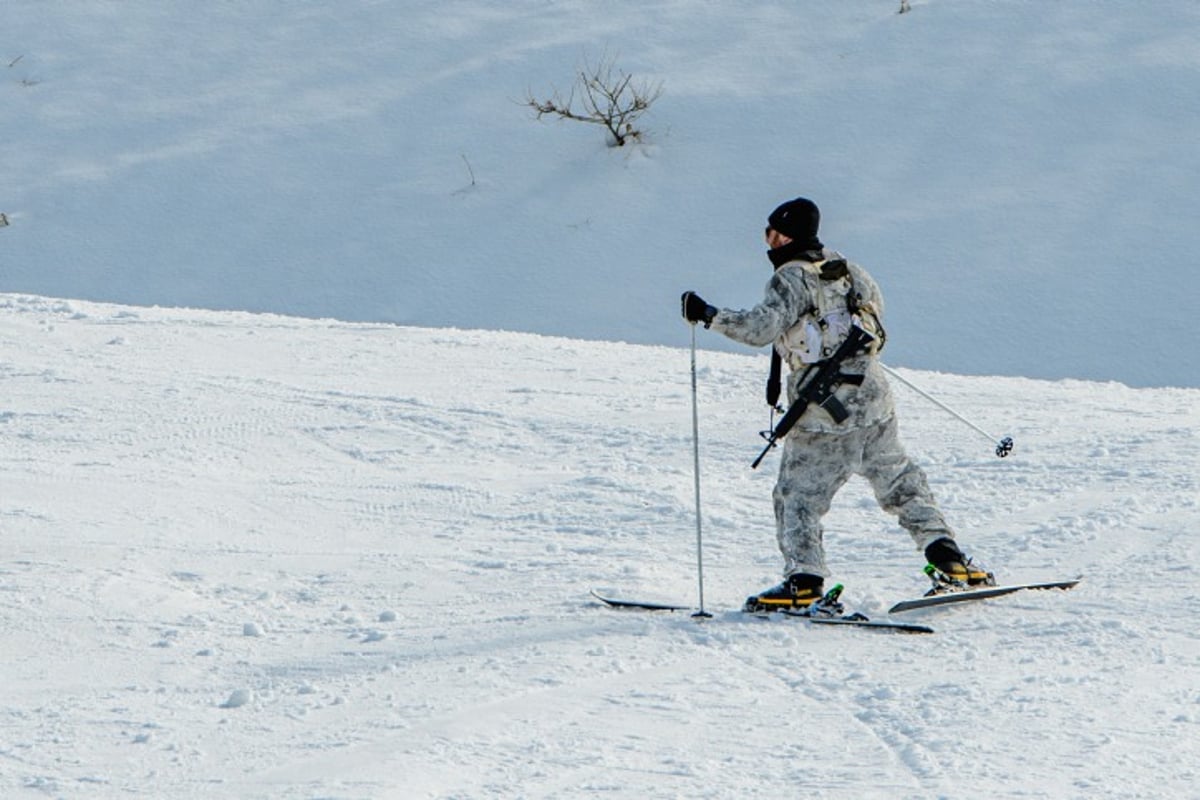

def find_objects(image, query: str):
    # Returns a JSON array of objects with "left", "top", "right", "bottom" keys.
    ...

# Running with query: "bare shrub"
[{"left": 527, "top": 55, "right": 663, "bottom": 147}]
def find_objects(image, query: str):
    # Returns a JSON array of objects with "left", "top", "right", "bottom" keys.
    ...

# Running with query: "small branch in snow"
[{"left": 527, "top": 54, "right": 662, "bottom": 147}]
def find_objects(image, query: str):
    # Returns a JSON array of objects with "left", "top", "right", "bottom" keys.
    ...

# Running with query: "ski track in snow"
[{"left": 2, "top": 294, "right": 1199, "bottom": 799}]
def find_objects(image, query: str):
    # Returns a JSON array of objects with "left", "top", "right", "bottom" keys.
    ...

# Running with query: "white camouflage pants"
[{"left": 773, "top": 415, "right": 954, "bottom": 578}]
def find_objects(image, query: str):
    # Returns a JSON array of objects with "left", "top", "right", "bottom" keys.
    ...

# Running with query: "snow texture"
[{"left": 2, "top": 294, "right": 1198, "bottom": 799}]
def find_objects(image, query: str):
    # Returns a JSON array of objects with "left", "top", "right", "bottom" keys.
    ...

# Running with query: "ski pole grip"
[{"left": 995, "top": 436, "right": 1014, "bottom": 458}]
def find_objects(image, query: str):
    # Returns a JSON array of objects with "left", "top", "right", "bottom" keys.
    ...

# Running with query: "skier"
[{"left": 681, "top": 197, "right": 990, "bottom": 611}]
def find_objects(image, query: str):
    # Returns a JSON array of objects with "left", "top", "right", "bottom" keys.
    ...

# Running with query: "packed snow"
[
  {"left": 3, "top": 1, "right": 1200, "bottom": 799},
  {"left": 2, "top": 294, "right": 1198, "bottom": 798}
]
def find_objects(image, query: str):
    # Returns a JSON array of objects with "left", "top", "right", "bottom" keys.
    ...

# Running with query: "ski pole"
[
  {"left": 879, "top": 362, "right": 1014, "bottom": 458},
  {"left": 688, "top": 323, "right": 712, "bottom": 618}
]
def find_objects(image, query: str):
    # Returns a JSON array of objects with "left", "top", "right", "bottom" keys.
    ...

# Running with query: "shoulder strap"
[{"left": 845, "top": 271, "right": 887, "bottom": 353}]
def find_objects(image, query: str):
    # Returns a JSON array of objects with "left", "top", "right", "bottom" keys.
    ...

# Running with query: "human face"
[{"left": 765, "top": 227, "right": 793, "bottom": 250}]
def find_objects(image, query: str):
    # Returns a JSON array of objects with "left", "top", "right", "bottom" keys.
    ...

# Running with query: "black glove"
[{"left": 681, "top": 291, "right": 717, "bottom": 328}]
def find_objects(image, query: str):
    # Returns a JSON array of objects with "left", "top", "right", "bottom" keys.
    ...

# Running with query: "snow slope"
[
  {"left": 3, "top": 1, "right": 1199, "bottom": 387},
  {"left": 2, "top": 294, "right": 1197, "bottom": 798}
]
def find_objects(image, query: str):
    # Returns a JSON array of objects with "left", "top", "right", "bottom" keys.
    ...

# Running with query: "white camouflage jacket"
[{"left": 710, "top": 251, "right": 895, "bottom": 434}]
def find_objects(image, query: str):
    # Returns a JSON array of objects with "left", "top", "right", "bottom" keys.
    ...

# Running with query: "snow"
[
  {"left": 3, "top": 294, "right": 1198, "bottom": 798},
  {"left": 2, "top": 2, "right": 1200, "bottom": 799}
]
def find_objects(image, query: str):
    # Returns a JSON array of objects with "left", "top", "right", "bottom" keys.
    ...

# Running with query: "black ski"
[
  {"left": 779, "top": 610, "right": 934, "bottom": 634},
  {"left": 591, "top": 588, "right": 934, "bottom": 634},
  {"left": 888, "top": 577, "right": 1081, "bottom": 614},
  {"left": 589, "top": 589, "right": 690, "bottom": 611}
]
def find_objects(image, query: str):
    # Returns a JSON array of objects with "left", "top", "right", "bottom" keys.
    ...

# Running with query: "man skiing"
[{"left": 681, "top": 197, "right": 990, "bottom": 611}]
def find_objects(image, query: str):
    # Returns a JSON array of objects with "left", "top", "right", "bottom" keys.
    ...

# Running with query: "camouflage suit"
[{"left": 710, "top": 249, "right": 955, "bottom": 579}]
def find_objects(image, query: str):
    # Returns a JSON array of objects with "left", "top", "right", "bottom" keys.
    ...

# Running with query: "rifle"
[{"left": 751, "top": 324, "right": 877, "bottom": 469}]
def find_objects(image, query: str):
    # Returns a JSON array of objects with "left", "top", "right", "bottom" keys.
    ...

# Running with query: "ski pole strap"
[
  {"left": 766, "top": 349, "right": 783, "bottom": 410},
  {"left": 751, "top": 325, "right": 876, "bottom": 470}
]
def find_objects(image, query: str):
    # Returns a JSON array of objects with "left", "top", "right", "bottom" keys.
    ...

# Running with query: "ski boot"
[
  {"left": 743, "top": 573, "right": 825, "bottom": 613},
  {"left": 923, "top": 537, "right": 995, "bottom": 594}
]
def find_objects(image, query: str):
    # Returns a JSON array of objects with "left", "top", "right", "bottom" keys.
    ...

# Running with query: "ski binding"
[
  {"left": 757, "top": 584, "right": 933, "bottom": 633},
  {"left": 592, "top": 586, "right": 934, "bottom": 634}
]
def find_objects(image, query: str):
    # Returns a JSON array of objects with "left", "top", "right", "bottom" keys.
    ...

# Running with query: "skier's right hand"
[{"left": 681, "top": 291, "right": 716, "bottom": 328}]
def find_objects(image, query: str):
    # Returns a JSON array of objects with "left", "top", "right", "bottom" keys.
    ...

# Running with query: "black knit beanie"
[{"left": 767, "top": 197, "right": 822, "bottom": 251}]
